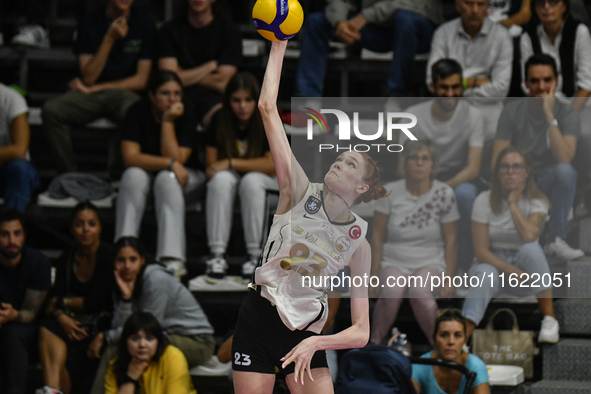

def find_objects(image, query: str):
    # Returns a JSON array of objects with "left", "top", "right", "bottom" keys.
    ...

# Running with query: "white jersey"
[{"left": 252, "top": 183, "right": 368, "bottom": 334}]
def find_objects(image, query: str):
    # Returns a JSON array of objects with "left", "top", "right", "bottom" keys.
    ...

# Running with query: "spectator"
[
  {"left": 370, "top": 139, "right": 459, "bottom": 345},
  {"left": 521, "top": 0, "right": 591, "bottom": 215},
  {"left": 489, "top": 0, "right": 532, "bottom": 29},
  {"left": 104, "top": 312, "right": 197, "bottom": 394},
  {"left": 114, "top": 71, "right": 203, "bottom": 278},
  {"left": 427, "top": 0, "right": 513, "bottom": 140},
  {"left": 0, "top": 83, "right": 40, "bottom": 212},
  {"left": 412, "top": 309, "right": 490, "bottom": 394},
  {"left": 401, "top": 59, "right": 483, "bottom": 273},
  {"left": 42, "top": 0, "right": 156, "bottom": 173},
  {"left": 158, "top": 0, "right": 241, "bottom": 134},
  {"left": 37, "top": 202, "right": 114, "bottom": 394},
  {"left": 463, "top": 146, "right": 559, "bottom": 343},
  {"left": 0, "top": 208, "right": 51, "bottom": 394},
  {"left": 493, "top": 54, "right": 584, "bottom": 260},
  {"left": 294, "top": 0, "right": 444, "bottom": 98},
  {"left": 88, "top": 237, "right": 214, "bottom": 394},
  {"left": 202, "top": 72, "right": 278, "bottom": 283}
]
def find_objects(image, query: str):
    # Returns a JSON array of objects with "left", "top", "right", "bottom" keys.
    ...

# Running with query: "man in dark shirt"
[
  {"left": 0, "top": 209, "right": 51, "bottom": 394},
  {"left": 157, "top": 0, "right": 242, "bottom": 135},
  {"left": 493, "top": 54, "right": 584, "bottom": 261},
  {"left": 42, "top": 0, "right": 156, "bottom": 173}
]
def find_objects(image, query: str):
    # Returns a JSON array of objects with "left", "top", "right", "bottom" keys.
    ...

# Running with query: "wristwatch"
[{"left": 120, "top": 374, "right": 140, "bottom": 388}]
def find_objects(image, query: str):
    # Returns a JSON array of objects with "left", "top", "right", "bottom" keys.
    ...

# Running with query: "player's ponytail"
[{"left": 355, "top": 153, "right": 391, "bottom": 204}]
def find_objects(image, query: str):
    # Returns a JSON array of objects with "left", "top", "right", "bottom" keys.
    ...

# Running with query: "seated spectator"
[
  {"left": 104, "top": 312, "right": 197, "bottom": 394},
  {"left": 42, "top": 0, "right": 156, "bottom": 173},
  {"left": 0, "top": 208, "right": 51, "bottom": 394},
  {"left": 490, "top": 0, "right": 532, "bottom": 29},
  {"left": 463, "top": 146, "right": 559, "bottom": 343},
  {"left": 202, "top": 72, "right": 278, "bottom": 283},
  {"left": 114, "top": 70, "right": 203, "bottom": 278},
  {"left": 370, "top": 139, "right": 459, "bottom": 345},
  {"left": 88, "top": 237, "right": 214, "bottom": 394},
  {"left": 427, "top": 0, "right": 513, "bottom": 140},
  {"left": 521, "top": 0, "right": 591, "bottom": 215},
  {"left": 0, "top": 83, "right": 39, "bottom": 212},
  {"left": 493, "top": 54, "right": 584, "bottom": 260},
  {"left": 37, "top": 202, "right": 114, "bottom": 394},
  {"left": 158, "top": 0, "right": 241, "bottom": 133},
  {"left": 294, "top": 0, "right": 444, "bottom": 98},
  {"left": 401, "top": 59, "right": 483, "bottom": 273},
  {"left": 412, "top": 309, "right": 490, "bottom": 394}
]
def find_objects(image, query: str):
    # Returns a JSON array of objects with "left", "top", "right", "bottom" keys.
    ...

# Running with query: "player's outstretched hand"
[{"left": 281, "top": 336, "right": 318, "bottom": 385}]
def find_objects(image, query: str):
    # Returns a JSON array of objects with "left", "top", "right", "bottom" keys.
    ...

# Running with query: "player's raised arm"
[{"left": 258, "top": 41, "right": 308, "bottom": 214}]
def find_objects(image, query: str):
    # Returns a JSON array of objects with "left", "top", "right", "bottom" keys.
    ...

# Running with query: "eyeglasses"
[
  {"left": 535, "top": 0, "right": 562, "bottom": 7},
  {"left": 407, "top": 155, "right": 432, "bottom": 163},
  {"left": 500, "top": 163, "right": 526, "bottom": 173}
]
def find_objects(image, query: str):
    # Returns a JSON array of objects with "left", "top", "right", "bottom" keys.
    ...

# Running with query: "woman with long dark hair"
[
  {"left": 104, "top": 312, "right": 196, "bottom": 394},
  {"left": 202, "top": 71, "right": 277, "bottom": 283},
  {"left": 462, "top": 146, "right": 558, "bottom": 342},
  {"left": 37, "top": 201, "right": 114, "bottom": 394},
  {"left": 115, "top": 70, "right": 205, "bottom": 278},
  {"left": 88, "top": 237, "right": 214, "bottom": 394}
]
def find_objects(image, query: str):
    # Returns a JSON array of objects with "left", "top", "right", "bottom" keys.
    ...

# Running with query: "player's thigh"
[
  {"left": 286, "top": 367, "right": 334, "bottom": 394},
  {"left": 233, "top": 371, "right": 276, "bottom": 394}
]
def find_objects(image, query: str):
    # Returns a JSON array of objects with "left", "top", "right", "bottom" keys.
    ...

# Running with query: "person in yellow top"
[{"left": 104, "top": 312, "right": 196, "bottom": 394}]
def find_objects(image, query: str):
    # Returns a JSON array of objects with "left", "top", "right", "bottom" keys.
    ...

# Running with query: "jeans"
[
  {"left": 536, "top": 163, "right": 577, "bottom": 244},
  {"left": 0, "top": 159, "right": 40, "bottom": 212},
  {"left": 0, "top": 322, "right": 38, "bottom": 394},
  {"left": 455, "top": 182, "right": 478, "bottom": 272},
  {"left": 294, "top": 11, "right": 435, "bottom": 97},
  {"left": 461, "top": 243, "right": 551, "bottom": 326}
]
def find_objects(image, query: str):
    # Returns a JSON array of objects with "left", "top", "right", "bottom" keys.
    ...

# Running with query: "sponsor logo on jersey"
[
  {"left": 305, "top": 196, "right": 321, "bottom": 214},
  {"left": 349, "top": 225, "right": 362, "bottom": 240},
  {"left": 335, "top": 236, "right": 351, "bottom": 252},
  {"left": 292, "top": 226, "right": 305, "bottom": 235},
  {"left": 321, "top": 223, "right": 335, "bottom": 237},
  {"left": 304, "top": 232, "right": 342, "bottom": 262}
]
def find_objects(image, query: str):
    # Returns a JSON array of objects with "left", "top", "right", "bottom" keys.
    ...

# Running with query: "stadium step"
[
  {"left": 542, "top": 339, "right": 591, "bottom": 381},
  {"left": 528, "top": 380, "right": 591, "bottom": 394},
  {"left": 554, "top": 299, "right": 591, "bottom": 336},
  {"left": 566, "top": 257, "right": 591, "bottom": 298}
]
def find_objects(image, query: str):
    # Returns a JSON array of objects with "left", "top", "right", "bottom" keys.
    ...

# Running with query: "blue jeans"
[
  {"left": 462, "top": 243, "right": 551, "bottom": 325},
  {"left": 294, "top": 11, "right": 435, "bottom": 97},
  {"left": 536, "top": 163, "right": 577, "bottom": 244},
  {"left": 455, "top": 182, "right": 478, "bottom": 272},
  {"left": 0, "top": 159, "right": 40, "bottom": 212}
]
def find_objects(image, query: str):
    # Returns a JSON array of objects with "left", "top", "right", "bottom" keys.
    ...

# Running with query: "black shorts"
[{"left": 232, "top": 289, "right": 328, "bottom": 377}]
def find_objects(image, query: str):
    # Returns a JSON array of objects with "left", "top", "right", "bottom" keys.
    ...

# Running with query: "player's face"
[
  {"left": 405, "top": 148, "right": 434, "bottom": 182},
  {"left": 499, "top": 152, "right": 529, "bottom": 192},
  {"left": 457, "top": 0, "right": 488, "bottom": 31},
  {"left": 127, "top": 329, "right": 158, "bottom": 362},
  {"left": 435, "top": 321, "right": 466, "bottom": 362},
  {"left": 0, "top": 220, "right": 25, "bottom": 261},
  {"left": 433, "top": 74, "right": 462, "bottom": 112},
  {"left": 150, "top": 80, "right": 182, "bottom": 116},
  {"left": 535, "top": 0, "right": 566, "bottom": 24},
  {"left": 71, "top": 209, "right": 102, "bottom": 248},
  {"left": 230, "top": 89, "right": 256, "bottom": 126},
  {"left": 188, "top": 0, "right": 215, "bottom": 14},
  {"left": 115, "top": 246, "right": 146, "bottom": 283},
  {"left": 525, "top": 65, "right": 557, "bottom": 97},
  {"left": 325, "top": 152, "right": 368, "bottom": 193},
  {"left": 110, "top": 0, "right": 134, "bottom": 13}
]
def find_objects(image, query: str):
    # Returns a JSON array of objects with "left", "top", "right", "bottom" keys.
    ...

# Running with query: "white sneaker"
[
  {"left": 12, "top": 25, "right": 50, "bottom": 49},
  {"left": 162, "top": 259, "right": 187, "bottom": 279},
  {"left": 538, "top": 315, "right": 560, "bottom": 344},
  {"left": 35, "top": 386, "right": 64, "bottom": 394},
  {"left": 205, "top": 254, "right": 228, "bottom": 284},
  {"left": 241, "top": 255, "right": 259, "bottom": 282},
  {"left": 544, "top": 237, "right": 585, "bottom": 261}
]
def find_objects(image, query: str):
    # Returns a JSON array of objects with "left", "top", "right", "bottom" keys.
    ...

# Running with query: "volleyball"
[{"left": 252, "top": 0, "right": 304, "bottom": 42}]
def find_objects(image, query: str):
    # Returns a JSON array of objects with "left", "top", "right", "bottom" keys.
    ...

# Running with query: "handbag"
[{"left": 472, "top": 308, "right": 538, "bottom": 379}]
